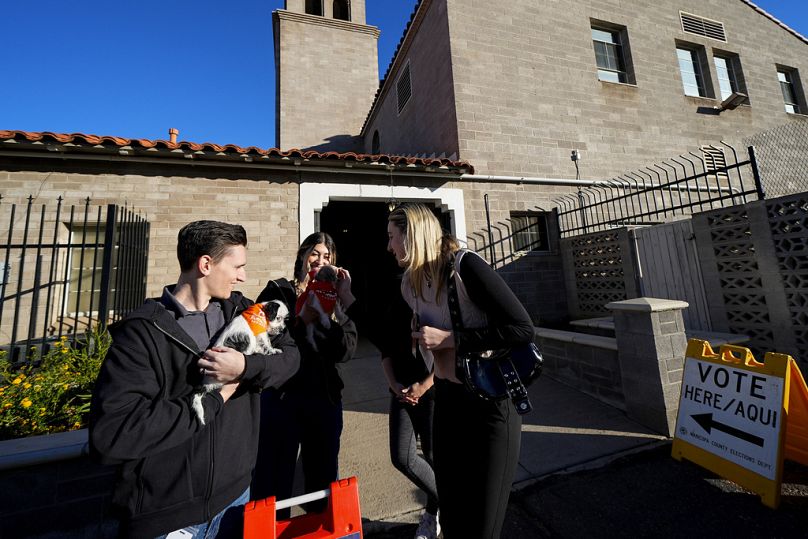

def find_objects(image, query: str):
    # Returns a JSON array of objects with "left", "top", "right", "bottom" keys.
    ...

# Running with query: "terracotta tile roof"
[{"left": 0, "top": 130, "right": 473, "bottom": 173}]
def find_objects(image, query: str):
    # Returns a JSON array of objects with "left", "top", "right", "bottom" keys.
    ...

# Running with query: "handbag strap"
[{"left": 445, "top": 252, "right": 533, "bottom": 413}]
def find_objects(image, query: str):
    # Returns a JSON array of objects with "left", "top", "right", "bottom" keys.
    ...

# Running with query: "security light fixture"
[{"left": 716, "top": 91, "right": 748, "bottom": 112}]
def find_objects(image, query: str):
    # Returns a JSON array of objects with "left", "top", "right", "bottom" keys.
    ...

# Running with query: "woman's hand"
[
  {"left": 334, "top": 267, "right": 356, "bottom": 309},
  {"left": 401, "top": 381, "right": 429, "bottom": 405},
  {"left": 412, "top": 325, "right": 455, "bottom": 351}
]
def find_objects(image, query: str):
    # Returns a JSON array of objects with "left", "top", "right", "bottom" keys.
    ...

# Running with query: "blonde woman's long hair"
[{"left": 388, "top": 204, "right": 460, "bottom": 300}]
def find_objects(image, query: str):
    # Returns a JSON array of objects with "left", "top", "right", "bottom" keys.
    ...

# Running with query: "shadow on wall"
[{"left": 303, "top": 134, "right": 365, "bottom": 154}]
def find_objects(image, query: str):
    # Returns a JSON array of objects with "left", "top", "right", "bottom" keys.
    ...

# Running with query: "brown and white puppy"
[{"left": 191, "top": 299, "right": 288, "bottom": 425}]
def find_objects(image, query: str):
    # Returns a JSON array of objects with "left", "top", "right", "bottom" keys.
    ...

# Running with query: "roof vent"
[
  {"left": 397, "top": 62, "right": 412, "bottom": 114},
  {"left": 681, "top": 12, "right": 726, "bottom": 42}
]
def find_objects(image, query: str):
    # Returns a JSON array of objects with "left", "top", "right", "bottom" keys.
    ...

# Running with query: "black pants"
[
  {"left": 433, "top": 378, "right": 521, "bottom": 539},
  {"left": 251, "top": 389, "right": 343, "bottom": 518},
  {"left": 389, "top": 389, "right": 438, "bottom": 514}
]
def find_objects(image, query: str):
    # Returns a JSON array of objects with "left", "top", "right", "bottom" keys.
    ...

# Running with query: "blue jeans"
[{"left": 156, "top": 488, "right": 250, "bottom": 539}]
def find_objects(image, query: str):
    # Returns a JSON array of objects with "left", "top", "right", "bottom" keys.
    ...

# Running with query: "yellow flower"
[
  {"left": 73, "top": 422, "right": 81, "bottom": 429},
  {"left": 3, "top": 402, "right": 11, "bottom": 408},
  {"left": 63, "top": 364, "right": 69, "bottom": 370},
  {"left": 63, "top": 383, "right": 70, "bottom": 390},
  {"left": 12, "top": 378, "right": 22, "bottom": 385},
  {"left": 23, "top": 383, "right": 32, "bottom": 389},
  {"left": 39, "top": 407, "right": 47, "bottom": 416},
  {"left": 21, "top": 398, "right": 32, "bottom": 408},
  {"left": 0, "top": 387, "right": 5, "bottom": 394}
]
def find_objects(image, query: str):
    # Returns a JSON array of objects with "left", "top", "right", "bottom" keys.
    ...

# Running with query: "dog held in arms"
[
  {"left": 191, "top": 299, "right": 288, "bottom": 425},
  {"left": 295, "top": 265, "right": 339, "bottom": 352}
]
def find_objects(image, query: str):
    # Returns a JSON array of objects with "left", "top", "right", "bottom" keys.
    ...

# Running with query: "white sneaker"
[{"left": 414, "top": 509, "right": 440, "bottom": 539}]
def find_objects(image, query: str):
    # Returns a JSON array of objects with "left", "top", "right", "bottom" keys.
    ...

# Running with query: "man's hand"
[
  {"left": 219, "top": 381, "right": 240, "bottom": 403},
  {"left": 198, "top": 346, "right": 246, "bottom": 384}
]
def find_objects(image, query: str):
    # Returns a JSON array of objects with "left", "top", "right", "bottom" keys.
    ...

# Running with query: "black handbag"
[{"left": 446, "top": 251, "right": 543, "bottom": 415}]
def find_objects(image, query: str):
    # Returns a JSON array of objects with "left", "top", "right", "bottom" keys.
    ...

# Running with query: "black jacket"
[
  {"left": 89, "top": 292, "right": 299, "bottom": 538},
  {"left": 257, "top": 278, "right": 357, "bottom": 403}
]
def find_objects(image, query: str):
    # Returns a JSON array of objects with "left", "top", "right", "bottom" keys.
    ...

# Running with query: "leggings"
[
  {"left": 389, "top": 389, "right": 438, "bottom": 514},
  {"left": 433, "top": 378, "right": 521, "bottom": 539}
]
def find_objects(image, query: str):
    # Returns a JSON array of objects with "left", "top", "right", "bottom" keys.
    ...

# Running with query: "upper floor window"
[
  {"left": 778, "top": 68, "right": 803, "bottom": 114},
  {"left": 677, "top": 46, "right": 710, "bottom": 97},
  {"left": 510, "top": 212, "right": 550, "bottom": 253},
  {"left": 371, "top": 130, "right": 380, "bottom": 154},
  {"left": 333, "top": 0, "right": 350, "bottom": 21},
  {"left": 591, "top": 24, "right": 633, "bottom": 84},
  {"left": 713, "top": 53, "right": 746, "bottom": 101},
  {"left": 305, "top": 0, "right": 323, "bottom": 16}
]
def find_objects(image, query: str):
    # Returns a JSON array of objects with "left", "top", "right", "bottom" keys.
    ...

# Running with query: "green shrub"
[{"left": 0, "top": 327, "right": 110, "bottom": 441}]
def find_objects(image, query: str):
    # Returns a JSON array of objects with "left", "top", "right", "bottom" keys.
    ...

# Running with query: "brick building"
[{"left": 2, "top": 0, "right": 807, "bottom": 330}]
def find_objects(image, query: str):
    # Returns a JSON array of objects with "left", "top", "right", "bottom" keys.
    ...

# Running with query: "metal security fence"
[
  {"left": 0, "top": 196, "right": 149, "bottom": 362},
  {"left": 554, "top": 143, "right": 765, "bottom": 237},
  {"left": 744, "top": 122, "right": 808, "bottom": 199}
]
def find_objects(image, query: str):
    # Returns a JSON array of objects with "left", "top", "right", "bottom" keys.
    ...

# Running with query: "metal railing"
[
  {"left": 0, "top": 196, "right": 149, "bottom": 362},
  {"left": 553, "top": 143, "right": 765, "bottom": 237}
]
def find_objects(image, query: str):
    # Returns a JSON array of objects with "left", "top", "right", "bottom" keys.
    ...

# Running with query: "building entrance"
[{"left": 318, "top": 201, "right": 450, "bottom": 324}]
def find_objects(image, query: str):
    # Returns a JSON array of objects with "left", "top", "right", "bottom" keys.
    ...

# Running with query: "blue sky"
[{"left": 0, "top": 0, "right": 805, "bottom": 150}]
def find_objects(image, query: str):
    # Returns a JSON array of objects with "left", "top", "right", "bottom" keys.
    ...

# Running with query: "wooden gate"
[{"left": 631, "top": 219, "right": 711, "bottom": 330}]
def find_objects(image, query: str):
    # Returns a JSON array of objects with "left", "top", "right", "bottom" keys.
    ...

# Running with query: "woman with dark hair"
[
  {"left": 251, "top": 232, "right": 357, "bottom": 515},
  {"left": 387, "top": 204, "right": 533, "bottom": 538}
]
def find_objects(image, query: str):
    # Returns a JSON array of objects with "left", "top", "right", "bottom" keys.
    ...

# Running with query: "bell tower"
[{"left": 273, "top": 0, "right": 380, "bottom": 151}]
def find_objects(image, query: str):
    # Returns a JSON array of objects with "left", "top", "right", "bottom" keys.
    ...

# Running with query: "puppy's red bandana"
[{"left": 241, "top": 304, "right": 268, "bottom": 336}]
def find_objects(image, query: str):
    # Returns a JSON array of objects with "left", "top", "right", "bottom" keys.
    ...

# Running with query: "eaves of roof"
[
  {"left": 0, "top": 129, "right": 473, "bottom": 175},
  {"left": 741, "top": 0, "right": 808, "bottom": 45}
]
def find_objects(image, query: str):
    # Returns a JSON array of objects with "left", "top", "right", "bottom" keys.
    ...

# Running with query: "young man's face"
[{"left": 206, "top": 244, "right": 247, "bottom": 300}]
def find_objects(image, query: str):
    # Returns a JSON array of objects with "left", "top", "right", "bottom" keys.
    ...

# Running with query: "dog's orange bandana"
[{"left": 241, "top": 304, "right": 268, "bottom": 336}]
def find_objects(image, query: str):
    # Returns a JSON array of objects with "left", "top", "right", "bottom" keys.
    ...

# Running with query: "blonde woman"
[{"left": 387, "top": 204, "right": 533, "bottom": 539}]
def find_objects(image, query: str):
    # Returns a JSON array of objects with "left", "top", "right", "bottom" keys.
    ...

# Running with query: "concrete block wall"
[
  {"left": 0, "top": 166, "right": 301, "bottom": 303},
  {"left": 362, "top": 0, "right": 459, "bottom": 158},
  {"left": 536, "top": 328, "right": 623, "bottom": 410},
  {"left": 275, "top": 9, "right": 379, "bottom": 151},
  {"left": 609, "top": 298, "right": 689, "bottom": 436},
  {"left": 0, "top": 455, "right": 117, "bottom": 538},
  {"left": 446, "top": 0, "right": 808, "bottom": 178}
]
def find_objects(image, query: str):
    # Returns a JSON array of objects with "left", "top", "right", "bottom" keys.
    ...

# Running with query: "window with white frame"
[
  {"left": 677, "top": 46, "right": 709, "bottom": 97},
  {"left": 591, "top": 25, "right": 632, "bottom": 84},
  {"left": 778, "top": 68, "right": 803, "bottom": 114},
  {"left": 510, "top": 212, "right": 550, "bottom": 253},
  {"left": 713, "top": 54, "right": 745, "bottom": 101}
]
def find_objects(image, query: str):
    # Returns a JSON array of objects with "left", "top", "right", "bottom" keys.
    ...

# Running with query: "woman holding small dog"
[
  {"left": 252, "top": 232, "right": 357, "bottom": 516},
  {"left": 387, "top": 204, "right": 533, "bottom": 539}
]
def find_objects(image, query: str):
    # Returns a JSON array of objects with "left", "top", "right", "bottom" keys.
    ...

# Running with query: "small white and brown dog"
[
  {"left": 191, "top": 299, "right": 288, "bottom": 425},
  {"left": 295, "top": 265, "right": 339, "bottom": 351}
]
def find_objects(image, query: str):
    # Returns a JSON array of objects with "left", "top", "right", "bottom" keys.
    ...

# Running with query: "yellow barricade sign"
[{"left": 672, "top": 339, "right": 808, "bottom": 509}]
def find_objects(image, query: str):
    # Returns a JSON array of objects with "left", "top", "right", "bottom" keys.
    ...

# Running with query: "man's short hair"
[{"left": 177, "top": 221, "right": 247, "bottom": 272}]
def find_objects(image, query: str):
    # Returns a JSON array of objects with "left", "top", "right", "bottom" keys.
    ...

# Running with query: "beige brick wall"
[
  {"left": 1, "top": 168, "right": 301, "bottom": 302},
  {"left": 444, "top": 0, "right": 808, "bottom": 178},
  {"left": 275, "top": 10, "right": 379, "bottom": 150},
  {"left": 362, "top": 0, "right": 459, "bottom": 158}
]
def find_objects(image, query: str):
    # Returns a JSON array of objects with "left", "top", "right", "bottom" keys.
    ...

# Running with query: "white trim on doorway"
[{"left": 299, "top": 183, "right": 466, "bottom": 244}]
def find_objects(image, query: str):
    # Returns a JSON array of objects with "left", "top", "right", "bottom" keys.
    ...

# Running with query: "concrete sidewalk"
[{"left": 334, "top": 339, "right": 667, "bottom": 531}]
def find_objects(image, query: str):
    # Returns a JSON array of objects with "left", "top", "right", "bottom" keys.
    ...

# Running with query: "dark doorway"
[{"left": 318, "top": 200, "right": 450, "bottom": 324}]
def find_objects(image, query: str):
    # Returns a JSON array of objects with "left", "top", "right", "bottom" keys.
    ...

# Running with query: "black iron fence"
[
  {"left": 554, "top": 143, "right": 765, "bottom": 237},
  {"left": 465, "top": 194, "right": 552, "bottom": 269},
  {"left": 0, "top": 196, "right": 149, "bottom": 362}
]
